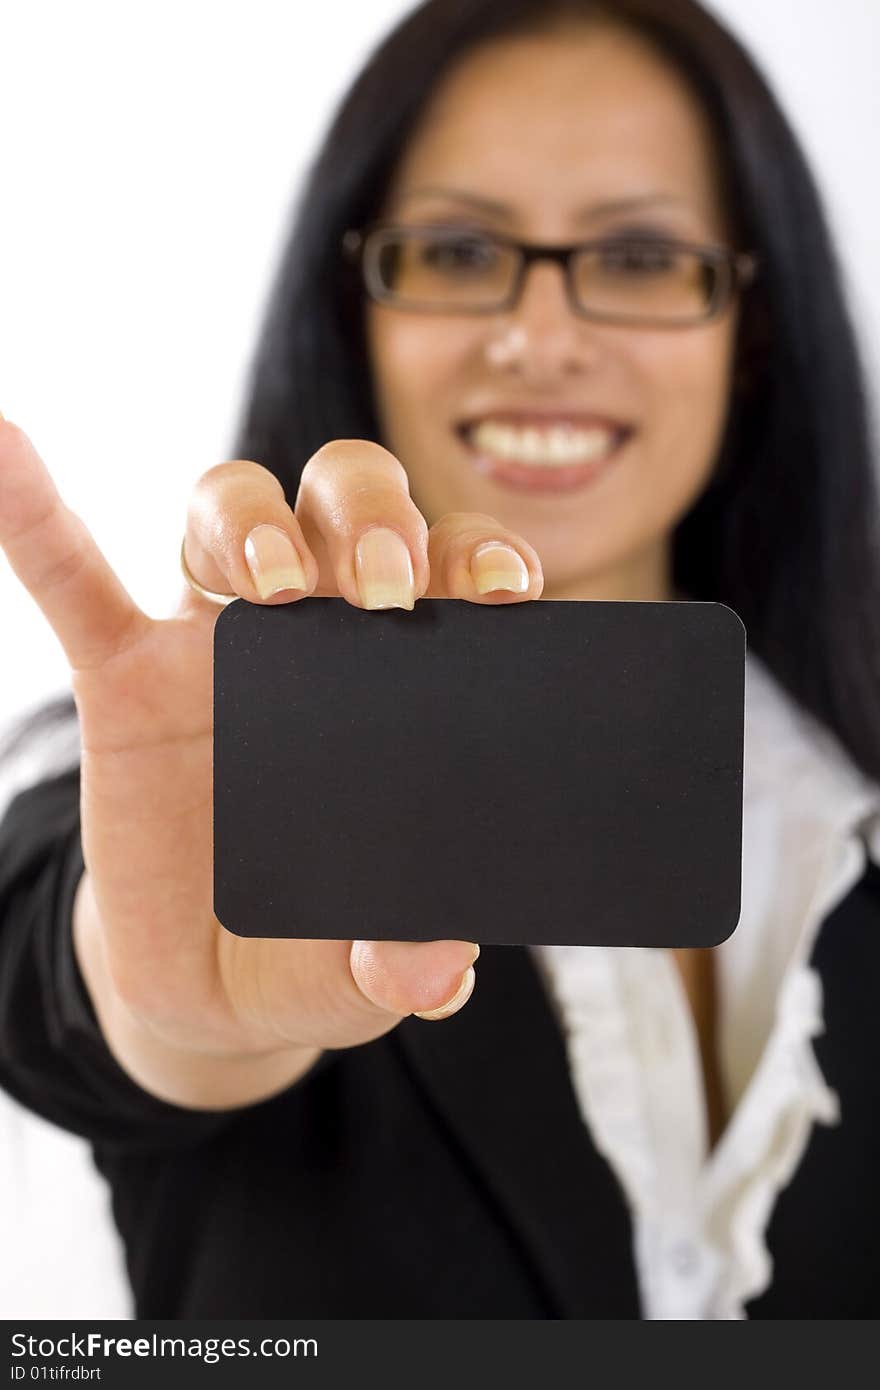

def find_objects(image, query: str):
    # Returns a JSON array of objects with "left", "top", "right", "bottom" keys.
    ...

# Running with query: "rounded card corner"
[
  {"left": 212, "top": 898, "right": 248, "bottom": 939},
  {"left": 708, "top": 902, "right": 742, "bottom": 948},
  {"left": 212, "top": 597, "right": 244, "bottom": 641},
  {"left": 709, "top": 600, "right": 747, "bottom": 642}
]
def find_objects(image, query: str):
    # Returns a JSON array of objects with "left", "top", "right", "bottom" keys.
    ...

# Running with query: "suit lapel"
[{"left": 394, "top": 942, "right": 641, "bottom": 1317}]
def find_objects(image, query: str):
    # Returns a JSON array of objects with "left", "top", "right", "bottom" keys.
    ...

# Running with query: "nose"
[{"left": 484, "top": 258, "right": 602, "bottom": 379}]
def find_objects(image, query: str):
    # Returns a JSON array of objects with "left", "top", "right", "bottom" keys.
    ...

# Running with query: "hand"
[{"left": 0, "top": 424, "right": 543, "bottom": 1107}]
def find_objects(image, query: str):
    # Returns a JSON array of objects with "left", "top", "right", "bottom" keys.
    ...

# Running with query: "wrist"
[{"left": 72, "top": 869, "right": 321, "bottom": 1110}]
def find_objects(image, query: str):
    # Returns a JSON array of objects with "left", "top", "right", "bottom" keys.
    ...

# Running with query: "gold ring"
[{"left": 180, "top": 538, "right": 237, "bottom": 607}]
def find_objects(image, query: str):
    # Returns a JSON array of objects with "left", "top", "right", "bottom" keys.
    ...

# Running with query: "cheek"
[
  {"left": 367, "top": 310, "right": 475, "bottom": 444},
  {"left": 634, "top": 322, "right": 736, "bottom": 482}
]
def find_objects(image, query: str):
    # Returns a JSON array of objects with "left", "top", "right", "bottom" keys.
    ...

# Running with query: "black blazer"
[{"left": 1, "top": 767, "right": 879, "bottom": 1318}]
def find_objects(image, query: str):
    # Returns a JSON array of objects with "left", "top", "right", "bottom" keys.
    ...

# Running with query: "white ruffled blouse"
[{"left": 531, "top": 649, "right": 880, "bottom": 1319}]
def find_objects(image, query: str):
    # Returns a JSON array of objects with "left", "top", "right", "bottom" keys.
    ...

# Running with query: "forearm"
[{"left": 72, "top": 871, "right": 321, "bottom": 1111}]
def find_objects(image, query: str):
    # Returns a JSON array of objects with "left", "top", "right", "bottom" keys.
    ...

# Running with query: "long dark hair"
[{"left": 5, "top": 0, "right": 880, "bottom": 785}]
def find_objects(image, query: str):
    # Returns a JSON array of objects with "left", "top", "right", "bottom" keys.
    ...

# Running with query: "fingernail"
[
  {"left": 244, "top": 524, "right": 307, "bottom": 599},
  {"left": 414, "top": 965, "right": 477, "bottom": 1021},
  {"left": 470, "top": 542, "right": 530, "bottom": 594},
  {"left": 355, "top": 527, "right": 415, "bottom": 610}
]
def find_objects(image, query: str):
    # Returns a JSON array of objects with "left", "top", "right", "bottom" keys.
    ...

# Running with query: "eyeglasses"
[{"left": 342, "top": 222, "right": 758, "bottom": 328}]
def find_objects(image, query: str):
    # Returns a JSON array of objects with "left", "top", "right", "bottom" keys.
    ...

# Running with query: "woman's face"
[{"left": 366, "top": 22, "right": 741, "bottom": 600}]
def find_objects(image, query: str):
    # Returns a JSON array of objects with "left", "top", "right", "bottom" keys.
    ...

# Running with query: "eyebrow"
[{"left": 393, "top": 186, "right": 691, "bottom": 223}]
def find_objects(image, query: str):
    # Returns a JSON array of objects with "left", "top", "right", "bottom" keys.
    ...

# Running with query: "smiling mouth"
[{"left": 456, "top": 416, "right": 633, "bottom": 493}]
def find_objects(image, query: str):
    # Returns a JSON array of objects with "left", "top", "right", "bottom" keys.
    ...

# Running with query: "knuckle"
[
  {"left": 302, "top": 439, "right": 408, "bottom": 489},
  {"left": 348, "top": 477, "right": 425, "bottom": 515},
  {"left": 31, "top": 512, "right": 91, "bottom": 594},
  {"left": 189, "top": 461, "right": 287, "bottom": 545},
  {"left": 429, "top": 512, "right": 510, "bottom": 548},
  {"left": 35, "top": 543, "right": 89, "bottom": 595},
  {"left": 338, "top": 488, "right": 428, "bottom": 546},
  {"left": 299, "top": 442, "right": 428, "bottom": 547},
  {"left": 432, "top": 511, "right": 506, "bottom": 533},
  {"left": 195, "top": 459, "right": 283, "bottom": 503},
  {"left": 107, "top": 955, "right": 170, "bottom": 1023}
]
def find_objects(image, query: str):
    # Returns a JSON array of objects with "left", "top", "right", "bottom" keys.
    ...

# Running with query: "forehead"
[{"left": 384, "top": 22, "right": 728, "bottom": 235}]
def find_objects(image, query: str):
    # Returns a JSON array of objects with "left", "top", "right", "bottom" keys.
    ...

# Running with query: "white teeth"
[{"left": 467, "top": 420, "right": 619, "bottom": 467}]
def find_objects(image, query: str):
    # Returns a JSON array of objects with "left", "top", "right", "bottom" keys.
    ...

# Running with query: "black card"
[{"left": 213, "top": 598, "right": 744, "bottom": 947}]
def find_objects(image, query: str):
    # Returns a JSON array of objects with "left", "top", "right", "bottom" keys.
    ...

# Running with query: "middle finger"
[
  {"left": 295, "top": 439, "right": 544, "bottom": 608},
  {"left": 294, "top": 440, "right": 430, "bottom": 609}
]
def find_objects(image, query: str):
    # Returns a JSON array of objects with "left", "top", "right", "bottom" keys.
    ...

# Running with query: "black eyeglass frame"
[{"left": 342, "top": 222, "right": 759, "bottom": 328}]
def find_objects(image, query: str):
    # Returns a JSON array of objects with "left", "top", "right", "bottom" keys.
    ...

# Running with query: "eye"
[
  {"left": 419, "top": 233, "right": 501, "bottom": 275},
  {"left": 596, "top": 240, "right": 680, "bottom": 275}
]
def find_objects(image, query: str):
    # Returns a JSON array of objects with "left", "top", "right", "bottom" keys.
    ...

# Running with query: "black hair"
[{"left": 6, "top": 0, "right": 880, "bottom": 786}]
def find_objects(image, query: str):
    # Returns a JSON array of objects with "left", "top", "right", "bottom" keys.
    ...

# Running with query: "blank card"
[{"left": 213, "top": 598, "right": 744, "bottom": 947}]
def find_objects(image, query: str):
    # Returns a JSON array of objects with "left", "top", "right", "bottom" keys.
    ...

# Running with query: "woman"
[{"left": 1, "top": 0, "right": 879, "bottom": 1318}]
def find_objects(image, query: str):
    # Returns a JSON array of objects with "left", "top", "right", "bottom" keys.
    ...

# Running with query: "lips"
[{"left": 455, "top": 411, "right": 633, "bottom": 494}]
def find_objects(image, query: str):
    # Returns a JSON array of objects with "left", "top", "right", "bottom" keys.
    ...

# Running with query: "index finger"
[{"left": 0, "top": 418, "right": 148, "bottom": 670}]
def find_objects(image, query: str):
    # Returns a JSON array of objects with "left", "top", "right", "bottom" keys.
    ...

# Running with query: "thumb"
[{"left": 350, "top": 939, "right": 480, "bottom": 1021}]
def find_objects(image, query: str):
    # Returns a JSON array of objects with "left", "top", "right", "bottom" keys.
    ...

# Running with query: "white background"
[
  {"left": 1, "top": 0, "right": 879, "bottom": 730},
  {"left": 0, "top": 0, "right": 878, "bottom": 1321}
]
